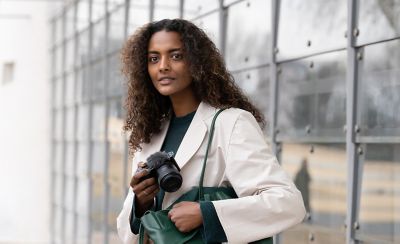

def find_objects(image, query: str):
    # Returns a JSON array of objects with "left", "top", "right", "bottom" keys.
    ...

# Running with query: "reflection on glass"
[
  {"left": 77, "top": 105, "right": 89, "bottom": 141},
  {"left": 65, "top": 6, "right": 75, "bottom": 39},
  {"left": 107, "top": 99, "right": 125, "bottom": 233},
  {"left": 226, "top": 0, "right": 271, "bottom": 71},
  {"left": 65, "top": 107, "right": 74, "bottom": 141},
  {"left": 92, "top": 0, "right": 106, "bottom": 22},
  {"left": 92, "top": 103, "right": 106, "bottom": 140},
  {"left": 232, "top": 66, "right": 270, "bottom": 121},
  {"left": 91, "top": 60, "right": 106, "bottom": 99},
  {"left": 77, "top": 30, "right": 90, "bottom": 66},
  {"left": 56, "top": 47, "right": 63, "bottom": 77},
  {"left": 54, "top": 207, "right": 63, "bottom": 239},
  {"left": 281, "top": 143, "right": 347, "bottom": 244},
  {"left": 128, "top": 0, "right": 150, "bottom": 34},
  {"left": 77, "top": 178, "right": 90, "bottom": 216},
  {"left": 183, "top": 0, "right": 219, "bottom": 19},
  {"left": 357, "top": 39, "right": 400, "bottom": 139},
  {"left": 357, "top": 144, "right": 400, "bottom": 243},
  {"left": 65, "top": 142, "right": 74, "bottom": 176},
  {"left": 91, "top": 142, "right": 106, "bottom": 244},
  {"left": 92, "top": 20, "right": 106, "bottom": 61},
  {"left": 192, "top": 12, "right": 220, "bottom": 50},
  {"left": 66, "top": 40, "right": 75, "bottom": 72},
  {"left": 77, "top": 0, "right": 90, "bottom": 32},
  {"left": 55, "top": 108, "right": 63, "bottom": 140},
  {"left": 77, "top": 142, "right": 88, "bottom": 176},
  {"left": 77, "top": 216, "right": 89, "bottom": 243},
  {"left": 65, "top": 74, "right": 74, "bottom": 106},
  {"left": 277, "top": 51, "right": 346, "bottom": 141},
  {"left": 108, "top": 0, "right": 125, "bottom": 12},
  {"left": 65, "top": 211, "right": 74, "bottom": 242},
  {"left": 54, "top": 173, "right": 62, "bottom": 204},
  {"left": 277, "top": 0, "right": 346, "bottom": 60},
  {"left": 357, "top": 0, "right": 400, "bottom": 45},
  {"left": 108, "top": 54, "right": 123, "bottom": 96},
  {"left": 153, "top": 0, "right": 180, "bottom": 21},
  {"left": 109, "top": 6, "right": 126, "bottom": 53},
  {"left": 65, "top": 177, "right": 74, "bottom": 210}
]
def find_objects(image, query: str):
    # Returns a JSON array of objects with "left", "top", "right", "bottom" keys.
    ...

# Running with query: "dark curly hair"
[{"left": 121, "top": 18, "right": 265, "bottom": 153}]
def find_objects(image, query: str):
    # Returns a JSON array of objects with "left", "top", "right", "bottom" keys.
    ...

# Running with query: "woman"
[{"left": 117, "top": 18, "right": 305, "bottom": 243}]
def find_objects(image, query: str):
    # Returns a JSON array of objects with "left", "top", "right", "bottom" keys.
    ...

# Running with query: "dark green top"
[{"left": 130, "top": 110, "right": 227, "bottom": 243}]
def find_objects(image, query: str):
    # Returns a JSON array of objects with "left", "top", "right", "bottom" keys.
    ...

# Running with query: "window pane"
[
  {"left": 92, "top": 0, "right": 106, "bottom": 22},
  {"left": 183, "top": 0, "right": 219, "bottom": 19},
  {"left": 154, "top": 0, "right": 180, "bottom": 21},
  {"left": 357, "top": 144, "right": 400, "bottom": 243},
  {"left": 77, "top": 178, "right": 90, "bottom": 216},
  {"left": 128, "top": 0, "right": 149, "bottom": 34},
  {"left": 108, "top": 54, "right": 123, "bottom": 96},
  {"left": 65, "top": 6, "right": 75, "bottom": 39},
  {"left": 65, "top": 142, "right": 75, "bottom": 176},
  {"left": 232, "top": 66, "right": 270, "bottom": 120},
  {"left": 192, "top": 12, "right": 220, "bottom": 50},
  {"left": 91, "top": 60, "right": 106, "bottom": 100},
  {"left": 281, "top": 143, "right": 347, "bottom": 244},
  {"left": 77, "top": 30, "right": 90, "bottom": 66},
  {"left": 277, "top": 0, "right": 347, "bottom": 61},
  {"left": 226, "top": 0, "right": 271, "bottom": 71},
  {"left": 92, "top": 19, "right": 106, "bottom": 61},
  {"left": 357, "top": 39, "right": 400, "bottom": 140},
  {"left": 77, "top": 105, "right": 89, "bottom": 141},
  {"left": 108, "top": 99, "right": 125, "bottom": 234},
  {"left": 92, "top": 103, "right": 106, "bottom": 140},
  {"left": 109, "top": 6, "right": 125, "bottom": 53},
  {"left": 277, "top": 51, "right": 346, "bottom": 142},
  {"left": 357, "top": 0, "right": 400, "bottom": 45},
  {"left": 77, "top": 142, "right": 89, "bottom": 176},
  {"left": 66, "top": 39, "right": 75, "bottom": 72},
  {"left": 77, "top": 0, "right": 90, "bottom": 32}
]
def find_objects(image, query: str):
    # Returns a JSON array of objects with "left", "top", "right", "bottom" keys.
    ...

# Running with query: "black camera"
[{"left": 137, "top": 151, "right": 182, "bottom": 192}]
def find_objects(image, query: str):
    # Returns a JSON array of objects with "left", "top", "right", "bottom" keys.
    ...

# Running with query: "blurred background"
[{"left": 0, "top": 0, "right": 399, "bottom": 243}]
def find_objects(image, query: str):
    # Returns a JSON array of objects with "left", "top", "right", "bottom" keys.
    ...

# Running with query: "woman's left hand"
[{"left": 168, "top": 201, "right": 203, "bottom": 233}]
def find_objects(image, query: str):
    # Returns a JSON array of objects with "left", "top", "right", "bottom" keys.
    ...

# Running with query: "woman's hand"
[
  {"left": 168, "top": 201, "right": 203, "bottom": 232},
  {"left": 130, "top": 163, "right": 160, "bottom": 217}
]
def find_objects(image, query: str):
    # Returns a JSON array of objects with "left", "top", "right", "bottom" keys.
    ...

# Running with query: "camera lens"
[{"left": 157, "top": 164, "right": 182, "bottom": 192}]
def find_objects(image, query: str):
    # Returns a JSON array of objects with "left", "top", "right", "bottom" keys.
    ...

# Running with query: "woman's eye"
[
  {"left": 171, "top": 53, "right": 183, "bottom": 60},
  {"left": 148, "top": 56, "right": 158, "bottom": 63}
]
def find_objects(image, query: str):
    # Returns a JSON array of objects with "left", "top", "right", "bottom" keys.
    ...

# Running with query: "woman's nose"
[{"left": 159, "top": 57, "right": 170, "bottom": 72}]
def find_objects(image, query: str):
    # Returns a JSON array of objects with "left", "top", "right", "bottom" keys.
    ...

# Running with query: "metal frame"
[{"left": 345, "top": 0, "right": 362, "bottom": 243}]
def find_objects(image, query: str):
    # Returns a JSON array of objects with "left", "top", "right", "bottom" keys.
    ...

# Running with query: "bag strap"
[{"left": 198, "top": 108, "right": 226, "bottom": 201}]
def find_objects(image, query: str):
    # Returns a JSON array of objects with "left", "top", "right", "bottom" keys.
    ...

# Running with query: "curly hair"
[{"left": 121, "top": 18, "right": 265, "bottom": 153}]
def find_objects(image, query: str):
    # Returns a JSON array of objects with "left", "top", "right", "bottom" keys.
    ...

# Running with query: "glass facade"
[{"left": 50, "top": 0, "right": 400, "bottom": 243}]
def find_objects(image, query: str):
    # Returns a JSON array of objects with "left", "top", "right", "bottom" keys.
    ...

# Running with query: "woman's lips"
[{"left": 159, "top": 77, "right": 175, "bottom": 85}]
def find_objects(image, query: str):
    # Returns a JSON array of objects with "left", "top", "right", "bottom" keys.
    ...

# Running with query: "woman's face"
[{"left": 147, "top": 30, "right": 193, "bottom": 99}]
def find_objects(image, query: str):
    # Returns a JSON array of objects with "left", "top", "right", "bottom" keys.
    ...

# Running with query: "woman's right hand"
[{"left": 130, "top": 163, "right": 160, "bottom": 217}]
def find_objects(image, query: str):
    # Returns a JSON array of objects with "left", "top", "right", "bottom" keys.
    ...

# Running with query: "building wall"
[
  {"left": 0, "top": 1, "right": 55, "bottom": 243},
  {"left": 47, "top": 0, "right": 400, "bottom": 243}
]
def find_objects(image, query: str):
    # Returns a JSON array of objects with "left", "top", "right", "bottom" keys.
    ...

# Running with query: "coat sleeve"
[{"left": 212, "top": 111, "right": 306, "bottom": 243}]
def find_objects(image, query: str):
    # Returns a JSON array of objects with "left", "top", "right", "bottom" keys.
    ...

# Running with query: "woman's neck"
[{"left": 170, "top": 91, "right": 200, "bottom": 117}]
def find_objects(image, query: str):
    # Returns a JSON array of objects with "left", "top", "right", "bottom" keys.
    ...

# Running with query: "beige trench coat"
[{"left": 117, "top": 102, "right": 306, "bottom": 243}]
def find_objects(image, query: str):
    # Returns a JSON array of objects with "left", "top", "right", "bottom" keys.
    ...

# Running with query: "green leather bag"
[{"left": 139, "top": 109, "right": 273, "bottom": 244}]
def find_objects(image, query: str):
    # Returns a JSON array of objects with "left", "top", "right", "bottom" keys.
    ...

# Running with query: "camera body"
[{"left": 137, "top": 151, "right": 182, "bottom": 192}]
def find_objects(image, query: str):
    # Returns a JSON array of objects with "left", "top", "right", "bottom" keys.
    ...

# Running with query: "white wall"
[{"left": 0, "top": 1, "right": 54, "bottom": 243}]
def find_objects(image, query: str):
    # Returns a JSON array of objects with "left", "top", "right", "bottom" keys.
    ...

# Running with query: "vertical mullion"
[
  {"left": 149, "top": 0, "right": 155, "bottom": 21},
  {"left": 122, "top": 0, "right": 130, "bottom": 196},
  {"left": 72, "top": 1, "right": 79, "bottom": 243},
  {"left": 104, "top": 1, "right": 111, "bottom": 243},
  {"left": 345, "top": 0, "right": 362, "bottom": 243},
  {"left": 270, "top": 1, "right": 281, "bottom": 244},
  {"left": 60, "top": 6, "right": 67, "bottom": 244},
  {"left": 179, "top": 0, "right": 184, "bottom": 18},
  {"left": 49, "top": 16, "right": 57, "bottom": 244},
  {"left": 219, "top": 0, "right": 227, "bottom": 57},
  {"left": 87, "top": 0, "right": 94, "bottom": 243}
]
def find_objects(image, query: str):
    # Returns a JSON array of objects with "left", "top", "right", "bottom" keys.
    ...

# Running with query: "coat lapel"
[
  {"left": 138, "top": 119, "right": 170, "bottom": 162},
  {"left": 174, "top": 102, "right": 216, "bottom": 169}
]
